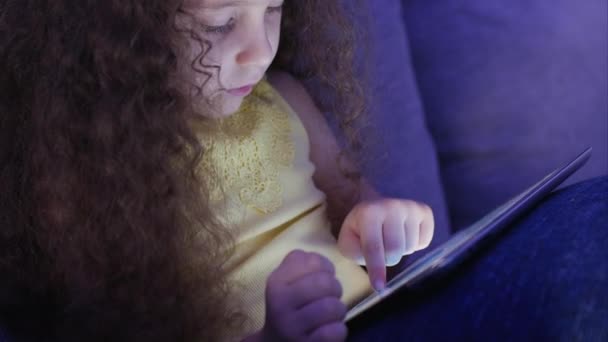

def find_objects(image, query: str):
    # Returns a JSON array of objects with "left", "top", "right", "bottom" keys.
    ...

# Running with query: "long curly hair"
[{"left": 0, "top": 0, "right": 366, "bottom": 341}]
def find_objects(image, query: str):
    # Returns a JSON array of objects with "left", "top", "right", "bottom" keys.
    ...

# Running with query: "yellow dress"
[{"left": 195, "top": 79, "right": 371, "bottom": 336}]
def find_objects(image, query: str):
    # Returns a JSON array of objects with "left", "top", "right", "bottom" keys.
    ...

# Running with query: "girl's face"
[{"left": 182, "top": 0, "right": 283, "bottom": 118}]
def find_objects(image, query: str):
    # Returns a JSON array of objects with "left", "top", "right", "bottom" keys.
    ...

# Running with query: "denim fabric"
[{"left": 348, "top": 176, "right": 608, "bottom": 341}]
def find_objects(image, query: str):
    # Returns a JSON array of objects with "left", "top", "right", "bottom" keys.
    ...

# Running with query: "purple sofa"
[{"left": 357, "top": 0, "right": 607, "bottom": 240}]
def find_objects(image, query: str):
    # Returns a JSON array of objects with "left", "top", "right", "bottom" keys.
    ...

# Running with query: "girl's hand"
[
  {"left": 260, "top": 250, "right": 348, "bottom": 342},
  {"left": 337, "top": 198, "right": 435, "bottom": 291}
]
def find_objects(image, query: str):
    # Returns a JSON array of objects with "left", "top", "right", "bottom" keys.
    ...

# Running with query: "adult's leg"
[{"left": 348, "top": 176, "right": 608, "bottom": 341}]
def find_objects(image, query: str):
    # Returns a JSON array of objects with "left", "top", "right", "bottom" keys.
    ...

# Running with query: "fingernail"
[
  {"left": 373, "top": 280, "right": 385, "bottom": 292},
  {"left": 386, "top": 253, "right": 401, "bottom": 267}
]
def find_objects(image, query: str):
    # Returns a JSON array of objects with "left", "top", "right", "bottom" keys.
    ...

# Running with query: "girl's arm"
[
  {"left": 267, "top": 71, "right": 379, "bottom": 235},
  {"left": 268, "top": 71, "right": 436, "bottom": 289}
]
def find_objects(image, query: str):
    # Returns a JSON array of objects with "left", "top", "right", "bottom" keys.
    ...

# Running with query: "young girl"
[{"left": 0, "top": 0, "right": 435, "bottom": 341}]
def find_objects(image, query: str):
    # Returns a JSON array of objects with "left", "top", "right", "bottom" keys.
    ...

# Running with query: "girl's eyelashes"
[
  {"left": 203, "top": 4, "right": 283, "bottom": 35},
  {"left": 266, "top": 4, "right": 283, "bottom": 14},
  {"left": 203, "top": 18, "right": 236, "bottom": 34}
]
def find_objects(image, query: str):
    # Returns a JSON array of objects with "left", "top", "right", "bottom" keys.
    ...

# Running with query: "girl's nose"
[{"left": 235, "top": 25, "right": 274, "bottom": 67}]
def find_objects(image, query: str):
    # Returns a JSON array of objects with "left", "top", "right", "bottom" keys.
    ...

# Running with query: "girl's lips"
[{"left": 226, "top": 84, "right": 254, "bottom": 97}]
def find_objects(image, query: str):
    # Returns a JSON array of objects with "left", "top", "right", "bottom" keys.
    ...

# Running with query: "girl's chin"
[
  {"left": 197, "top": 110, "right": 236, "bottom": 120},
  {"left": 195, "top": 96, "right": 243, "bottom": 119},
  {"left": 217, "top": 98, "right": 245, "bottom": 117}
]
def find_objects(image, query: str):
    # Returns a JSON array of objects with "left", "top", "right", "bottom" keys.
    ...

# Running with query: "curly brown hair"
[{"left": 0, "top": 0, "right": 367, "bottom": 341}]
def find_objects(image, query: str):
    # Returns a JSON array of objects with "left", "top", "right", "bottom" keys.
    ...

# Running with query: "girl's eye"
[
  {"left": 203, "top": 18, "right": 236, "bottom": 35},
  {"left": 202, "top": 4, "right": 282, "bottom": 36},
  {"left": 266, "top": 4, "right": 283, "bottom": 14}
]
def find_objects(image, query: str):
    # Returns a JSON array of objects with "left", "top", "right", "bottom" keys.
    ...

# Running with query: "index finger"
[{"left": 361, "top": 221, "right": 387, "bottom": 292}]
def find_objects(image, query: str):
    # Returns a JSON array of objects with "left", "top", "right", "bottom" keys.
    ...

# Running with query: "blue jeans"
[{"left": 348, "top": 176, "right": 608, "bottom": 341}]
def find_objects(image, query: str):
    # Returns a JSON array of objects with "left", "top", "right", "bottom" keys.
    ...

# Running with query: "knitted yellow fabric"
[{"left": 196, "top": 80, "right": 371, "bottom": 336}]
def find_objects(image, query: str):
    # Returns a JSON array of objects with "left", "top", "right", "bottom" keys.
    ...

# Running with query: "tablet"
[{"left": 345, "top": 147, "right": 592, "bottom": 322}]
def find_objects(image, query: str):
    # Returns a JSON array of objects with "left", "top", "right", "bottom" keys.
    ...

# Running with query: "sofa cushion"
[
  {"left": 403, "top": 0, "right": 608, "bottom": 229},
  {"left": 357, "top": 0, "right": 452, "bottom": 243},
  {"left": 302, "top": 0, "right": 452, "bottom": 242}
]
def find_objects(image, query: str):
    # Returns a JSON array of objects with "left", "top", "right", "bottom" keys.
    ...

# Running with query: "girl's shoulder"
[
  {"left": 266, "top": 70, "right": 334, "bottom": 151},
  {"left": 266, "top": 70, "right": 346, "bottom": 189},
  {"left": 266, "top": 70, "right": 317, "bottom": 121}
]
